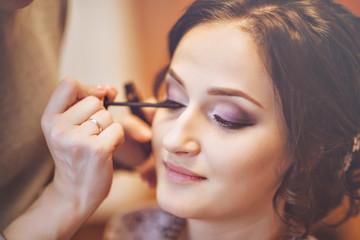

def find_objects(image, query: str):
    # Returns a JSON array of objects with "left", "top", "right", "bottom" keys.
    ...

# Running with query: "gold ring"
[{"left": 88, "top": 118, "right": 103, "bottom": 134}]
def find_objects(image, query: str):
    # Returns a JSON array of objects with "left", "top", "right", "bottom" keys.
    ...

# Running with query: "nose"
[{"left": 162, "top": 107, "right": 201, "bottom": 156}]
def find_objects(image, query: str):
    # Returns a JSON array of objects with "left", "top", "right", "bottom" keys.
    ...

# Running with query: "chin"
[
  {"left": 156, "top": 184, "right": 204, "bottom": 219},
  {"left": 157, "top": 195, "right": 191, "bottom": 219}
]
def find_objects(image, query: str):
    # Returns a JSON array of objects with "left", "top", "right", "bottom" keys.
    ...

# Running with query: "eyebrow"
[
  {"left": 208, "top": 88, "right": 263, "bottom": 109},
  {"left": 168, "top": 68, "right": 263, "bottom": 109}
]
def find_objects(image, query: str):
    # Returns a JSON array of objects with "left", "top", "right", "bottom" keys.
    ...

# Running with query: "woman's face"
[{"left": 152, "top": 22, "right": 289, "bottom": 221}]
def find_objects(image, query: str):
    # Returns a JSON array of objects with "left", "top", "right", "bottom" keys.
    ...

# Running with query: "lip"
[{"left": 164, "top": 161, "right": 207, "bottom": 184}]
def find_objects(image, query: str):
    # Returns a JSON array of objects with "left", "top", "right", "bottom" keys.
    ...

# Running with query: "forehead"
[
  {"left": 173, "top": 22, "right": 258, "bottom": 71},
  {"left": 170, "top": 22, "right": 276, "bottom": 111}
]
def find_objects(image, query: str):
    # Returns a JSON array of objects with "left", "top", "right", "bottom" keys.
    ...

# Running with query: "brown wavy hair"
[{"left": 154, "top": 0, "right": 360, "bottom": 239}]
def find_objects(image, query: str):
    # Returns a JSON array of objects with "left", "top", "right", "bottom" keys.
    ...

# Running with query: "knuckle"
[
  {"left": 111, "top": 121, "right": 123, "bottom": 132},
  {"left": 48, "top": 124, "right": 67, "bottom": 146},
  {"left": 64, "top": 134, "right": 91, "bottom": 158},
  {"left": 92, "top": 144, "right": 107, "bottom": 157},
  {"left": 85, "top": 95, "right": 103, "bottom": 109},
  {"left": 113, "top": 122, "right": 125, "bottom": 143},
  {"left": 101, "top": 109, "right": 113, "bottom": 122},
  {"left": 60, "top": 77, "right": 77, "bottom": 90},
  {"left": 48, "top": 125, "right": 82, "bottom": 152},
  {"left": 84, "top": 142, "right": 108, "bottom": 160},
  {"left": 67, "top": 140, "right": 85, "bottom": 157},
  {"left": 40, "top": 115, "right": 50, "bottom": 132}
]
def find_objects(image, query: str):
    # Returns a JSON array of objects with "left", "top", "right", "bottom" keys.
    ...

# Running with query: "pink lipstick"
[{"left": 164, "top": 162, "right": 207, "bottom": 184}]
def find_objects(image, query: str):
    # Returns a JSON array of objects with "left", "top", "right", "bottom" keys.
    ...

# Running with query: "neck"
[{"left": 180, "top": 207, "right": 283, "bottom": 240}]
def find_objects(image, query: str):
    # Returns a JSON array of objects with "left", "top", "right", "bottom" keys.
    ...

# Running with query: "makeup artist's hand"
[
  {"left": 113, "top": 98, "right": 157, "bottom": 187},
  {"left": 42, "top": 77, "right": 124, "bottom": 210},
  {"left": 4, "top": 77, "right": 124, "bottom": 240}
]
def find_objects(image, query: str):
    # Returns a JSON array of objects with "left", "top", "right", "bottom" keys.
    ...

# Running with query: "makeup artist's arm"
[{"left": 3, "top": 78, "right": 124, "bottom": 240}]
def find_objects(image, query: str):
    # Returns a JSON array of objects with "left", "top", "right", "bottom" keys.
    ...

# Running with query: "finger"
[
  {"left": 121, "top": 115, "right": 152, "bottom": 143},
  {"left": 44, "top": 78, "right": 118, "bottom": 118},
  {"left": 80, "top": 109, "right": 114, "bottom": 135},
  {"left": 97, "top": 122, "right": 125, "bottom": 152},
  {"left": 62, "top": 95, "right": 104, "bottom": 125},
  {"left": 79, "top": 83, "right": 118, "bottom": 101},
  {"left": 43, "top": 78, "right": 103, "bottom": 117},
  {"left": 101, "top": 85, "right": 118, "bottom": 102}
]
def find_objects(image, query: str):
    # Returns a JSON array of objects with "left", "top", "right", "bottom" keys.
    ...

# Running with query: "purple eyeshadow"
[{"left": 213, "top": 104, "right": 253, "bottom": 123}]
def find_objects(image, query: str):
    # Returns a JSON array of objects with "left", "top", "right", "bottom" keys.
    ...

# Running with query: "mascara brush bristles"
[{"left": 103, "top": 100, "right": 182, "bottom": 109}]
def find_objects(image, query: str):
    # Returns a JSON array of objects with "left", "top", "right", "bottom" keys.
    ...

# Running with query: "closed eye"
[{"left": 213, "top": 114, "right": 254, "bottom": 130}]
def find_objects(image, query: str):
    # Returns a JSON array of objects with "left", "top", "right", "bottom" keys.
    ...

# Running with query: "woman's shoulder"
[{"left": 103, "top": 207, "right": 186, "bottom": 240}]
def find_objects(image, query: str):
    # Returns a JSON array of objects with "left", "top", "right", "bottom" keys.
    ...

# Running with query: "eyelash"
[
  {"left": 213, "top": 114, "right": 254, "bottom": 130},
  {"left": 162, "top": 99, "right": 186, "bottom": 109},
  {"left": 163, "top": 98, "right": 253, "bottom": 130}
]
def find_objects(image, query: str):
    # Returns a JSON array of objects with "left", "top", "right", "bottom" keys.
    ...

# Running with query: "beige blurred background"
[{"left": 59, "top": 0, "right": 360, "bottom": 239}]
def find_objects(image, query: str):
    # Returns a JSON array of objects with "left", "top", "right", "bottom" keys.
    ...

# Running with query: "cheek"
[
  {"left": 204, "top": 129, "right": 287, "bottom": 190},
  {"left": 192, "top": 134, "right": 286, "bottom": 217}
]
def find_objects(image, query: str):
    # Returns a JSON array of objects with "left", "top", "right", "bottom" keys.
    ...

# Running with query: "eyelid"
[
  {"left": 165, "top": 79, "right": 189, "bottom": 105},
  {"left": 210, "top": 104, "right": 256, "bottom": 130},
  {"left": 167, "top": 68, "right": 186, "bottom": 89},
  {"left": 212, "top": 114, "right": 255, "bottom": 130},
  {"left": 165, "top": 73, "right": 184, "bottom": 89}
]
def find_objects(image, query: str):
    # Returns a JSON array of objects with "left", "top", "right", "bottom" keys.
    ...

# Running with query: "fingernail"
[
  {"left": 110, "top": 87, "right": 118, "bottom": 95},
  {"left": 96, "top": 84, "right": 110, "bottom": 90}
]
